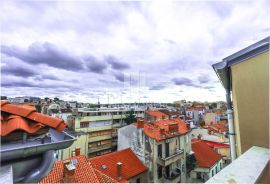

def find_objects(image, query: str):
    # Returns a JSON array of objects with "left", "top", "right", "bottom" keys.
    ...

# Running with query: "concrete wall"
[
  {"left": 57, "top": 133, "right": 88, "bottom": 160},
  {"left": 231, "top": 51, "right": 269, "bottom": 155}
]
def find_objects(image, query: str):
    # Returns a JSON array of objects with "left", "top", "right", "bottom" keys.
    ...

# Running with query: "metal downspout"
[
  {"left": 22, "top": 150, "right": 56, "bottom": 183},
  {"left": 226, "top": 89, "right": 236, "bottom": 161}
]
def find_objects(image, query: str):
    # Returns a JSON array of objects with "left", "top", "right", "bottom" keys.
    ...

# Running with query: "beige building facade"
[{"left": 213, "top": 37, "right": 269, "bottom": 183}]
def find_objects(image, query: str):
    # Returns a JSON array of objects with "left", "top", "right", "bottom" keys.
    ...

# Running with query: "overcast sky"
[{"left": 1, "top": 0, "right": 269, "bottom": 103}]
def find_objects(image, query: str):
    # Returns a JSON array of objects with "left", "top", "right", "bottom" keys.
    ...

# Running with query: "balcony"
[
  {"left": 112, "top": 123, "right": 126, "bottom": 128},
  {"left": 88, "top": 144, "right": 112, "bottom": 153},
  {"left": 206, "top": 146, "right": 270, "bottom": 183},
  {"left": 164, "top": 168, "right": 181, "bottom": 182},
  {"left": 157, "top": 149, "right": 184, "bottom": 166},
  {"left": 112, "top": 132, "right": 118, "bottom": 137},
  {"left": 88, "top": 134, "right": 112, "bottom": 142}
]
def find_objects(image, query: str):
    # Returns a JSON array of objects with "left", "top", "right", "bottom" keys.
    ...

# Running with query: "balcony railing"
[
  {"left": 112, "top": 132, "right": 117, "bottom": 137},
  {"left": 164, "top": 168, "right": 181, "bottom": 181},
  {"left": 88, "top": 134, "right": 112, "bottom": 142},
  {"left": 206, "top": 146, "right": 270, "bottom": 183},
  {"left": 157, "top": 149, "right": 184, "bottom": 166},
  {"left": 88, "top": 144, "right": 112, "bottom": 153}
]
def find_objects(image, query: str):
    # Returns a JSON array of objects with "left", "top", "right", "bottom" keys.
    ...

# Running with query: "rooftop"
[
  {"left": 144, "top": 119, "right": 189, "bottom": 141},
  {"left": 192, "top": 140, "right": 222, "bottom": 168},
  {"left": 0, "top": 101, "right": 75, "bottom": 183},
  {"left": 145, "top": 110, "right": 169, "bottom": 119},
  {"left": 39, "top": 154, "right": 116, "bottom": 183},
  {"left": 90, "top": 148, "right": 147, "bottom": 182},
  {"left": 1, "top": 100, "right": 66, "bottom": 135}
]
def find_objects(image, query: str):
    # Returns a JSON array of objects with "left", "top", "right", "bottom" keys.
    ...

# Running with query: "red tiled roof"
[
  {"left": 145, "top": 110, "right": 169, "bottom": 119},
  {"left": 207, "top": 121, "right": 228, "bottom": 133},
  {"left": 90, "top": 148, "right": 147, "bottom": 182},
  {"left": 192, "top": 140, "right": 222, "bottom": 168},
  {"left": 132, "top": 121, "right": 144, "bottom": 128},
  {"left": 94, "top": 168, "right": 117, "bottom": 183},
  {"left": 1, "top": 101, "right": 66, "bottom": 135},
  {"left": 1, "top": 115, "right": 45, "bottom": 136},
  {"left": 143, "top": 119, "right": 189, "bottom": 141},
  {"left": 39, "top": 155, "right": 111, "bottom": 183},
  {"left": 202, "top": 140, "right": 230, "bottom": 148}
]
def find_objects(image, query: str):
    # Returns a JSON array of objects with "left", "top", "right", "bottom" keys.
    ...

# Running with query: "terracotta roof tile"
[
  {"left": 202, "top": 140, "right": 230, "bottom": 148},
  {"left": 1, "top": 100, "right": 66, "bottom": 135},
  {"left": 144, "top": 119, "right": 189, "bottom": 141},
  {"left": 192, "top": 140, "right": 222, "bottom": 168},
  {"left": 40, "top": 155, "right": 104, "bottom": 183},
  {"left": 94, "top": 168, "right": 117, "bottom": 183},
  {"left": 90, "top": 148, "right": 147, "bottom": 182},
  {"left": 145, "top": 110, "right": 169, "bottom": 119},
  {"left": 1, "top": 115, "right": 45, "bottom": 136}
]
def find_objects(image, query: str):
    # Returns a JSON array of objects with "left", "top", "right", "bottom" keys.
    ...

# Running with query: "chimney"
[
  {"left": 75, "top": 147, "right": 80, "bottom": 156},
  {"left": 117, "top": 162, "right": 122, "bottom": 181},
  {"left": 63, "top": 160, "right": 76, "bottom": 183},
  {"left": 160, "top": 128, "right": 165, "bottom": 134},
  {"left": 71, "top": 149, "right": 75, "bottom": 157},
  {"left": 186, "top": 123, "right": 190, "bottom": 130},
  {"left": 197, "top": 134, "right": 202, "bottom": 140}
]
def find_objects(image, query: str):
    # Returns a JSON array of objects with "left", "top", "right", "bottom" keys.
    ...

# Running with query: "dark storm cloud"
[
  {"left": 172, "top": 77, "right": 200, "bottom": 88},
  {"left": 106, "top": 56, "right": 129, "bottom": 70},
  {"left": 149, "top": 84, "right": 166, "bottom": 90},
  {"left": 1, "top": 65, "right": 36, "bottom": 77},
  {"left": 113, "top": 72, "right": 125, "bottom": 82},
  {"left": 1, "top": 42, "right": 84, "bottom": 71},
  {"left": 198, "top": 74, "right": 210, "bottom": 84},
  {"left": 1, "top": 78, "right": 78, "bottom": 90},
  {"left": 84, "top": 56, "right": 107, "bottom": 73}
]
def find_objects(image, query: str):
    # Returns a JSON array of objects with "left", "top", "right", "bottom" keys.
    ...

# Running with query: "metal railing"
[{"left": 164, "top": 168, "right": 181, "bottom": 180}]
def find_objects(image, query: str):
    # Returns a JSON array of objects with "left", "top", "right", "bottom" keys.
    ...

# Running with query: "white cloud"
[{"left": 1, "top": 0, "right": 269, "bottom": 103}]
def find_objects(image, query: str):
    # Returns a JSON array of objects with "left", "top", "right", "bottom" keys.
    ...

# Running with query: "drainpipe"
[
  {"left": 226, "top": 89, "right": 236, "bottom": 161},
  {"left": 22, "top": 150, "right": 56, "bottom": 183}
]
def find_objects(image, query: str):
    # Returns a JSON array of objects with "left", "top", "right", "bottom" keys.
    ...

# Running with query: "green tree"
[{"left": 125, "top": 109, "right": 137, "bottom": 125}]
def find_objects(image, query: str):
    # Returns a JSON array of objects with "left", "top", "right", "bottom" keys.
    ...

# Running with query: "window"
[
  {"left": 157, "top": 165, "right": 163, "bottom": 179},
  {"left": 158, "top": 144, "right": 162, "bottom": 158},
  {"left": 212, "top": 169, "right": 214, "bottom": 177},
  {"left": 185, "top": 135, "right": 189, "bottom": 144},
  {"left": 80, "top": 121, "right": 89, "bottom": 128},
  {"left": 136, "top": 178, "right": 141, "bottom": 183},
  {"left": 165, "top": 142, "right": 170, "bottom": 157},
  {"left": 215, "top": 166, "right": 218, "bottom": 174}
]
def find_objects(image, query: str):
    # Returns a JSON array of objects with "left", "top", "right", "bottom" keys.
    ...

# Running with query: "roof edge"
[
  {"left": 223, "top": 37, "right": 269, "bottom": 65},
  {"left": 212, "top": 36, "right": 269, "bottom": 90}
]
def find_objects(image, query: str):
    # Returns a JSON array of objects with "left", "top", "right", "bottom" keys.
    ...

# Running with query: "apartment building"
[
  {"left": 76, "top": 107, "right": 145, "bottom": 118},
  {"left": 213, "top": 37, "right": 269, "bottom": 182},
  {"left": 118, "top": 115, "right": 192, "bottom": 183},
  {"left": 190, "top": 139, "right": 223, "bottom": 182},
  {"left": 68, "top": 114, "right": 127, "bottom": 158}
]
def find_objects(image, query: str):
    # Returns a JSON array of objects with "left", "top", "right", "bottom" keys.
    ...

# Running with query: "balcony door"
[
  {"left": 165, "top": 142, "right": 170, "bottom": 157},
  {"left": 158, "top": 144, "right": 162, "bottom": 158}
]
